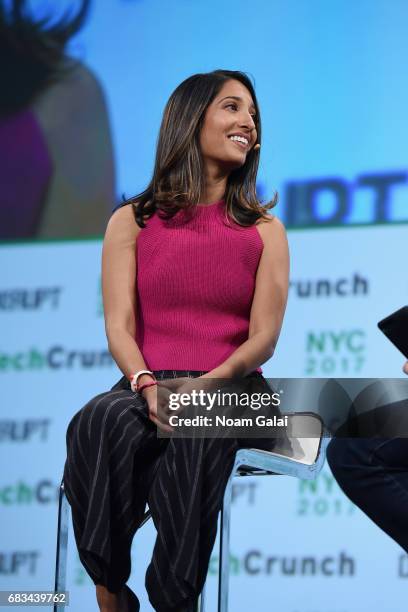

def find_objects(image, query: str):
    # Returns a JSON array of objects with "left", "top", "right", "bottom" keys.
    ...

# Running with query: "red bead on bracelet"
[{"left": 137, "top": 380, "right": 158, "bottom": 394}]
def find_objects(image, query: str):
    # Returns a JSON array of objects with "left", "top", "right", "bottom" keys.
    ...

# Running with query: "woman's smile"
[{"left": 227, "top": 136, "right": 250, "bottom": 151}]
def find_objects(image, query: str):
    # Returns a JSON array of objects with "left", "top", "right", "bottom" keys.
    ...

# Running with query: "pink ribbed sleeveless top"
[{"left": 136, "top": 199, "right": 264, "bottom": 373}]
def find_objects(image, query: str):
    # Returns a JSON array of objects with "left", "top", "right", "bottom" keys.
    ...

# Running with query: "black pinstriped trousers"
[{"left": 63, "top": 369, "right": 276, "bottom": 611}]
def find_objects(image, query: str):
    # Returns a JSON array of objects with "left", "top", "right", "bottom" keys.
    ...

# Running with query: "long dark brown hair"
[
  {"left": 0, "top": 0, "right": 90, "bottom": 117},
  {"left": 126, "top": 69, "right": 278, "bottom": 228}
]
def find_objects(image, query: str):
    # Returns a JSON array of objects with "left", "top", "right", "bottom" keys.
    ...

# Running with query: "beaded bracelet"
[
  {"left": 129, "top": 370, "right": 156, "bottom": 393},
  {"left": 138, "top": 380, "right": 158, "bottom": 394}
]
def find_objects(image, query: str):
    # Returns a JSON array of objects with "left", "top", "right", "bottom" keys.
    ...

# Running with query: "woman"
[{"left": 63, "top": 69, "right": 289, "bottom": 612}]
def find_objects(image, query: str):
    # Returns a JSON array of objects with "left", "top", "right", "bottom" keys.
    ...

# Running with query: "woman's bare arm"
[
  {"left": 201, "top": 215, "right": 290, "bottom": 380},
  {"left": 102, "top": 204, "right": 149, "bottom": 380},
  {"left": 102, "top": 204, "right": 173, "bottom": 430}
]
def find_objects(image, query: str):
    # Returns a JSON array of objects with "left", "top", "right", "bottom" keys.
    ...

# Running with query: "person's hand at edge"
[{"left": 141, "top": 383, "right": 174, "bottom": 433}]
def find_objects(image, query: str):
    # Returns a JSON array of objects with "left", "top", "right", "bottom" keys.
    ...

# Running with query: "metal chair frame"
[{"left": 217, "top": 413, "right": 329, "bottom": 612}]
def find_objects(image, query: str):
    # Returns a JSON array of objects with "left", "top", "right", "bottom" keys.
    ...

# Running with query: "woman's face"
[{"left": 199, "top": 79, "right": 258, "bottom": 172}]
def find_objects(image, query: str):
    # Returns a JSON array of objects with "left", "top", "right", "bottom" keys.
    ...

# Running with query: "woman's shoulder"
[
  {"left": 104, "top": 203, "right": 144, "bottom": 245},
  {"left": 254, "top": 212, "right": 287, "bottom": 245},
  {"left": 110, "top": 201, "right": 153, "bottom": 225}
]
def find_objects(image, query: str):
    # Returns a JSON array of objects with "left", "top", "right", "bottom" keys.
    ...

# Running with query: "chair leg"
[
  {"left": 218, "top": 473, "right": 234, "bottom": 612},
  {"left": 54, "top": 482, "right": 69, "bottom": 612}
]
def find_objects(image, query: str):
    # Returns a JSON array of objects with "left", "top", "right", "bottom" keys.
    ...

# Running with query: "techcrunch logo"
[
  {"left": 290, "top": 273, "right": 369, "bottom": 298},
  {"left": 209, "top": 550, "right": 355, "bottom": 577},
  {"left": 231, "top": 482, "right": 258, "bottom": 506},
  {"left": 0, "top": 551, "right": 40, "bottom": 575},
  {"left": 0, "top": 287, "right": 62, "bottom": 311},
  {"left": 0, "top": 480, "right": 59, "bottom": 505},
  {"left": 0, "top": 419, "right": 50, "bottom": 442},
  {"left": 0, "top": 346, "right": 114, "bottom": 371}
]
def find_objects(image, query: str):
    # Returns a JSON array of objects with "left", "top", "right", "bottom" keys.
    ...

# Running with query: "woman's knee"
[
  {"left": 68, "top": 389, "right": 134, "bottom": 440},
  {"left": 87, "top": 389, "right": 133, "bottom": 418}
]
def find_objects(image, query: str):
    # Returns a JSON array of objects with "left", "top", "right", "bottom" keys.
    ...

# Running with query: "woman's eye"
[{"left": 226, "top": 104, "right": 257, "bottom": 119}]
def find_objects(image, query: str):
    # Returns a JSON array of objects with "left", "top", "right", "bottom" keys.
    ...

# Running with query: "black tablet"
[{"left": 378, "top": 306, "right": 408, "bottom": 359}]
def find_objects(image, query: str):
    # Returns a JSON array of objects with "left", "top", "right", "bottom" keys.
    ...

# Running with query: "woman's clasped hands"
[{"left": 140, "top": 377, "right": 201, "bottom": 433}]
